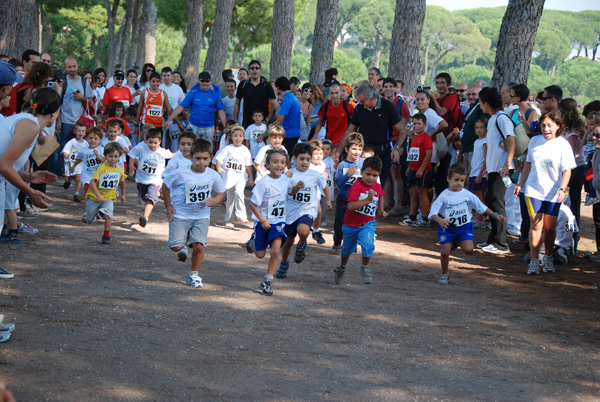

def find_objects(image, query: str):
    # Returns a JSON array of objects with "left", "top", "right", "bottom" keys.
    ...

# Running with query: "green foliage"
[
  {"left": 555, "top": 57, "right": 600, "bottom": 104},
  {"left": 333, "top": 49, "right": 367, "bottom": 85},
  {"left": 533, "top": 23, "right": 572, "bottom": 73},
  {"left": 155, "top": 22, "right": 186, "bottom": 70},
  {"left": 446, "top": 65, "right": 492, "bottom": 86},
  {"left": 526, "top": 63, "right": 552, "bottom": 95}
]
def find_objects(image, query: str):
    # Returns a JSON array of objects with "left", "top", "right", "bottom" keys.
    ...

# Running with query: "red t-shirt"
[
  {"left": 391, "top": 98, "right": 411, "bottom": 141},
  {"left": 317, "top": 100, "right": 355, "bottom": 146},
  {"left": 408, "top": 133, "right": 433, "bottom": 171},
  {"left": 103, "top": 117, "right": 131, "bottom": 135},
  {"left": 343, "top": 179, "right": 385, "bottom": 227},
  {"left": 102, "top": 86, "right": 133, "bottom": 109},
  {"left": 438, "top": 92, "right": 460, "bottom": 136}
]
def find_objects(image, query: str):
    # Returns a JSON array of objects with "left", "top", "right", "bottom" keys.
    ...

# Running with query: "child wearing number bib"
[
  {"left": 135, "top": 72, "right": 173, "bottom": 130},
  {"left": 62, "top": 123, "right": 88, "bottom": 198},
  {"left": 72, "top": 127, "right": 105, "bottom": 209},
  {"left": 333, "top": 157, "right": 386, "bottom": 286},
  {"left": 244, "top": 109, "right": 267, "bottom": 160},
  {"left": 308, "top": 140, "right": 330, "bottom": 245},
  {"left": 429, "top": 164, "right": 505, "bottom": 285},
  {"left": 275, "top": 143, "right": 332, "bottom": 279},
  {"left": 162, "top": 138, "right": 226, "bottom": 288},
  {"left": 248, "top": 149, "right": 304, "bottom": 296},
  {"left": 128, "top": 128, "right": 174, "bottom": 228},
  {"left": 84, "top": 142, "right": 127, "bottom": 244},
  {"left": 101, "top": 119, "right": 132, "bottom": 172},
  {"left": 216, "top": 126, "right": 254, "bottom": 226}
]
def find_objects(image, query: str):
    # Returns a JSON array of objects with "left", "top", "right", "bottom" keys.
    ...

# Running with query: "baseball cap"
[
  {"left": 0, "top": 61, "right": 16, "bottom": 85},
  {"left": 198, "top": 71, "right": 211, "bottom": 80},
  {"left": 114, "top": 70, "right": 125, "bottom": 78}
]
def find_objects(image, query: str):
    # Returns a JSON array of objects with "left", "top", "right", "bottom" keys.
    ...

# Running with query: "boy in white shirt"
[
  {"left": 308, "top": 139, "right": 329, "bottom": 244},
  {"left": 254, "top": 125, "right": 287, "bottom": 181},
  {"left": 244, "top": 109, "right": 267, "bottom": 160},
  {"left": 162, "top": 131, "right": 196, "bottom": 179},
  {"left": 216, "top": 125, "right": 254, "bottom": 227},
  {"left": 128, "top": 128, "right": 174, "bottom": 227},
  {"left": 162, "top": 138, "right": 226, "bottom": 288},
  {"left": 101, "top": 119, "right": 132, "bottom": 171},
  {"left": 72, "top": 127, "right": 105, "bottom": 209},
  {"left": 275, "top": 142, "right": 332, "bottom": 279},
  {"left": 62, "top": 122, "right": 88, "bottom": 201}
]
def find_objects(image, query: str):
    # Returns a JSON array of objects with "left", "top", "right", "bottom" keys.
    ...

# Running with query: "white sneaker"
[
  {"left": 186, "top": 272, "right": 203, "bottom": 288},
  {"left": 438, "top": 274, "right": 450, "bottom": 285},
  {"left": 225, "top": 222, "right": 235, "bottom": 228},
  {"left": 507, "top": 227, "right": 520, "bottom": 236},
  {"left": 527, "top": 258, "right": 541, "bottom": 275},
  {"left": 542, "top": 255, "right": 555, "bottom": 273},
  {"left": 473, "top": 220, "right": 487, "bottom": 229},
  {"left": 482, "top": 244, "right": 510, "bottom": 254},
  {"left": 555, "top": 248, "right": 568, "bottom": 265}
]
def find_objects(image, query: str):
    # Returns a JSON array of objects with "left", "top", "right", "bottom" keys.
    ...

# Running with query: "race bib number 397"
[{"left": 185, "top": 182, "right": 212, "bottom": 205}]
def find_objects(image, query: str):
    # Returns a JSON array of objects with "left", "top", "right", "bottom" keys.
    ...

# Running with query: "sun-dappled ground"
[{"left": 1, "top": 180, "right": 599, "bottom": 401}]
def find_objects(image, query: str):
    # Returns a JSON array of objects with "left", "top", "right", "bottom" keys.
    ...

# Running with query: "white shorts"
[
  {"left": 4, "top": 181, "right": 19, "bottom": 210},
  {"left": 167, "top": 217, "right": 209, "bottom": 248}
]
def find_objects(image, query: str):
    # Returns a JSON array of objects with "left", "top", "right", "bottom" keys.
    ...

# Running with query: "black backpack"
[{"left": 322, "top": 99, "right": 351, "bottom": 126}]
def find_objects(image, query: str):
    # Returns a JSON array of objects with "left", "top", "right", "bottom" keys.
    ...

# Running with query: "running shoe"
[
  {"left": 585, "top": 194, "right": 598, "bottom": 206},
  {"left": 333, "top": 265, "right": 346, "bottom": 284},
  {"left": 527, "top": 258, "right": 540, "bottom": 275},
  {"left": 245, "top": 236, "right": 255, "bottom": 253},
  {"left": 542, "top": 255, "right": 555, "bottom": 273},
  {"left": 312, "top": 231, "right": 326, "bottom": 244},
  {"left": 63, "top": 180, "right": 71, "bottom": 189},
  {"left": 19, "top": 222, "right": 38, "bottom": 234},
  {"left": 414, "top": 219, "right": 430, "bottom": 228},
  {"left": 0, "top": 332, "right": 11, "bottom": 343},
  {"left": 259, "top": 279, "right": 273, "bottom": 296},
  {"left": 555, "top": 248, "right": 568, "bottom": 265},
  {"left": 360, "top": 266, "right": 373, "bottom": 284},
  {"left": 225, "top": 222, "right": 235, "bottom": 228},
  {"left": 438, "top": 274, "right": 450, "bottom": 285},
  {"left": 275, "top": 261, "right": 289, "bottom": 279},
  {"left": 177, "top": 247, "right": 188, "bottom": 262},
  {"left": 399, "top": 218, "right": 417, "bottom": 226},
  {"left": 139, "top": 216, "right": 148, "bottom": 228},
  {"left": 0, "top": 322, "right": 15, "bottom": 333},
  {"left": 1, "top": 233, "right": 21, "bottom": 244},
  {"left": 74, "top": 194, "right": 82, "bottom": 203},
  {"left": 0, "top": 268, "right": 14, "bottom": 279},
  {"left": 482, "top": 244, "right": 510, "bottom": 254},
  {"left": 294, "top": 243, "right": 307, "bottom": 263},
  {"left": 101, "top": 235, "right": 111, "bottom": 244},
  {"left": 476, "top": 242, "right": 489, "bottom": 249},
  {"left": 17, "top": 210, "right": 37, "bottom": 219},
  {"left": 186, "top": 272, "right": 203, "bottom": 288},
  {"left": 330, "top": 245, "right": 340, "bottom": 255}
]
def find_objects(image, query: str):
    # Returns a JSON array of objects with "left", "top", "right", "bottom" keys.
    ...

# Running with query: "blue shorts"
[
  {"left": 407, "top": 169, "right": 433, "bottom": 189},
  {"left": 438, "top": 221, "right": 474, "bottom": 245},
  {"left": 341, "top": 220, "right": 377, "bottom": 258},
  {"left": 284, "top": 215, "right": 313, "bottom": 238},
  {"left": 139, "top": 183, "right": 160, "bottom": 204},
  {"left": 525, "top": 196, "right": 560, "bottom": 217},
  {"left": 254, "top": 221, "right": 287, "bottom": 252}
]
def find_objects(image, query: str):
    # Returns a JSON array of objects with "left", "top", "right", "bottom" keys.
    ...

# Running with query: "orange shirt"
[
  {"left": 103, "top": 117, "right": 131, "bottom": 135},
  {"left": 141, "top": 89, "right": 165, "bottom": 128}
]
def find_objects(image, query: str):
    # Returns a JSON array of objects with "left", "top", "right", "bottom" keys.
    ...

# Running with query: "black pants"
[
  {"left": 282, "top": 137, "right": 299, "bottom": 157},
  {"left": 486, "top": 172, "right": 509, "bottom": 249},
  {"left": 568, "top": 164, "right": 585, "bottom": 252},
  {"left": 333, "top": 197, "right": 347, "bottom": 246},
  {"left": 367, "top": 144, "right": 391, "bottom": 191},
  {"left": 519, "top": 193, "right": 530, "bottom": 240},
  {"left": 593, "top": 202, "right": 600, "bottom": 251},
  {"left": 434, "top": 153, "right": 451, "bottom": 197}
]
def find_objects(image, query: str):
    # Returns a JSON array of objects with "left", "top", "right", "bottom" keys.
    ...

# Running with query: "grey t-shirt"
[{"left": 60, "top": 76, "right": 93, "bottom": 125}]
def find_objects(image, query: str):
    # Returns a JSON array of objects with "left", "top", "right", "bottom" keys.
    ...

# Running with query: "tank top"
[
  {"left": 141, "top": 88, "right": 165, "bottom": 127},
  {"left": 0, "top": 113, "right": 40, "bottom": 173},
  {"left": 565, "top": 129, "right": 585, "bottom": 166}
]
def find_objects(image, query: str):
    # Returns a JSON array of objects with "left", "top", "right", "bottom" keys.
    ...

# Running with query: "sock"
[
  {"left": 340, "top": 264, "right": 347, "bottom": 269},
  {"left": 313, "top": 229, "right": 320, "bottom": 233},
  {"left": 189, "top": 270, "right": 198, "bottom": 277},
  {"left": 409, "top": 215, "right": 417, "bottom": 221},
  {"left": 361, "top": 264, "right": 369, "bottom": 269},
  {"left": 9, "top": 229, "right": 18, "bottom": 236},
  {"left": 263, "top": 273, "right": 273, "bottom": 281},
  {"left": 103, "top": 230, "right": 110, "bottom": 237}
]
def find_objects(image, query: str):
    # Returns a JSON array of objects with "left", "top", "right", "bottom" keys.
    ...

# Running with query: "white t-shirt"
[
  {"left": 524, "top": 135, "right": 576, "bottom": 202},
  {"left": 76, "top": 145, "right": 105, "bottom": 185},
  {"left": 129, "top": 146, "right": 173, "bottom": 184},
  {"left": 222, "top": 95, "right": 237, "bottom": 121},
  {"left": 245, "top": 123, "right": 267, "bottom": 159},
  {"left": 286, "top": 168, "right": 327, "bottom": 223},
  {"left": 162, "top": 150, "right": 192, "bottom": 179},
  {"left": 100, "top": 136, "right": 130, "bottom": 163},
  {"left": 163, "top": 166, "right": 225, "bottom": 220},
  {"left": 62, "top": 138, "right": 88, "bottom": 163},
  {"left": 0, "top": 113, "right": 39, "bottom": 171},
  {"left": 126, "top": 85, "right": 140, "bottom": 105},
  {"left": 428, "top": 188, "right": 488, "bottom": 226},
  {"left": 251, "top": 174, "right": 293, "bottom": 224},
  {"left": 470, "top": 137, "right": 487, "bottom": 178},
  {"left": 323, "top": 156, "right": 335, "bottom": 196},
  {"left": 254, "top": 145, "right": 288, "bottom": 181},
  {"left": 486, "top": 111, "right": 515, "bottom": 173},
  {"left": 160, "top": 83, "right": 185, "bottom": 109},
  {"left": 423, "top": 108, "right": 444, "bottom": 164},
  {"left": 215, "top": 144, "right": 252, "bottom": 189}
]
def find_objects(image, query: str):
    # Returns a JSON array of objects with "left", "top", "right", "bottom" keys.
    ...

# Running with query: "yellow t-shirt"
[{"left": 86, "top": 162, "right": 126, "bottom": 201}]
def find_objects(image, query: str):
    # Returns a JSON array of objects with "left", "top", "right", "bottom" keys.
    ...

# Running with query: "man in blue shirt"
[
  {"left": 273, "top": 76, "right": 301, "bottom": 156},
  {"left": 164, "top": 71, "right": 227, "bottom": 144}
]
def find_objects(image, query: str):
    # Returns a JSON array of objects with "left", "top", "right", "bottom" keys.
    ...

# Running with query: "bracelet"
[{"left": 493, "top": 212, "right": 498, "bottom": 217}]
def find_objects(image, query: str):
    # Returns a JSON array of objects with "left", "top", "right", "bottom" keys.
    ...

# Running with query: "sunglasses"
[
  {"left": 146, "top": 68, "right": 155, "bottom": 72},
  {"left": 249, "top": 66, "right": 260, "bottom": 70},
  {"left": 303, "top": 88, "right": 312, "bottom": 93},
  {"left": 540, "top": 96, "right": 552, "bottom": 101},
  {"left": 115, "top": 76, "right": 124, "bottom": 80},
  {"left": 457, "top": 89, "right": 466, "bottom": 93},
  {"left": 200, "top": 79, "right": 211, "bottom": 83}
]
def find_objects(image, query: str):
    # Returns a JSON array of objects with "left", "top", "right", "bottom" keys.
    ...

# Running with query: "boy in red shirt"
[
  {"left": 333, "top": 156, "right": 387, "bottom": 285},
  {"left": 400, "top": 113, "right": 433, "bottom": 227}
]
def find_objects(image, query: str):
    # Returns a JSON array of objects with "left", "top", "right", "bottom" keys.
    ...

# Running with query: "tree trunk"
[
  {"left": 203, "top": 0, "right": 235, "bottom": 86},
  {"left": 584, "top": 47, "right": 589, "bottom": 58},
  {"left": 103, "top": 0, "right": 120, "bottom": 72},
  {"left": 373, "top": 32, "right": 382, "bottom": 69},
  {"left": 141, "top": 0, "right": 157, "bottom": 66},
  {"left": 0, "top": 0, "right": 41, "bottom": 56},
  {"left": 309, "top": 0, "right": 339, "bottom": 84},
  {"left": 41, "top": 6, "right": 52, "bottom": 52},
  {"left": 491, "top": 0, "right": 545, "bottom": 88},
  {"left": 116, "top": 0, "right": 135, "bottom": 66},
  {"left": 270, "top": 0, "right": 295, "bottom": 80},
  {"left": 130, "top": 0, "right": 144, "bottom": 67},
  {"left": 388, "top": 0, "right": 426, "bottom": 95},
  {"left": 178, "top": 0, "right": 204, "bottom": 87},
  {"left": 419, "top": 39, "right": 430, "bottom": 85}
]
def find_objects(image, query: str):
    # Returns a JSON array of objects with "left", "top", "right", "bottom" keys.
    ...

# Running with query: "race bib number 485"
[{"left": 185, "top": 182, "right": 212, "bottom": 205}]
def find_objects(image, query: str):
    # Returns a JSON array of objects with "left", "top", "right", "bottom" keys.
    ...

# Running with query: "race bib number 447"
[
  {"left": 185, "top": 182, "right": 212, "bottom": 205},
  {"left": 98, "top": 172, "right": 120, "bottom": 190}
]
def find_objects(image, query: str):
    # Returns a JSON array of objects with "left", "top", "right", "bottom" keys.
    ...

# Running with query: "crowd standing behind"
[{"left": 1, "top": 50, "right": 600, "bottom": 341}]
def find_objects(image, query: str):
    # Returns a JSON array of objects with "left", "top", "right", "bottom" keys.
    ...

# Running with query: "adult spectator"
[
  {"left": 508, "top": 84, "right": 538, "bottom": 134},
  {"left": 312, "top": 82, "right": 354, "bottom": 146},
  {"left": 338, "top": 84, "right": 405, "bottom": 188},
  {"left": 273, "top": 76, "right": 301, "bottom": 155},
  {"left": 474, "top": 79, "right": 487, "bottom": 89},
  {"left": 368, "top": 67, "right": 381, "bottom": 86},
  {"left": 376, "top": 77, "right": 384, "bottom": 97},
  {"left": 430, "top": 72, "right": 463, "bottom": 195},
  {"left": 289, "top": 77, "right": 300, "bottom": 95},
  {"left": 559, "top": 98, "right": 586, "bottom": 253},
  {"left": 138, "top": 63, "right": 156, "bottom": 90},
  {"left": 92, "top": 68, "right": 107, "bottom": 107},
  {"left": 478, "top": 87, "right": 516, "bottom": 255},
  {"left": 222, "top": 79, "right": 238, "bottom": 121},
  {"left": 165, "top": 71, "right": 226, "bottom": 143},
  {"left": 125, "top": 69, "right": 141, "bottom": 104},
  {"left": 582, "top": 100, "right": 600, "bottom": 118},
  {"left": 234, "top": 60, "right": 277, "bottom": 128},
  {"left": 41, "top": 53, "right": 51, "bottom": 66},
  {"left": 541, "top": 85, "right": 562, "bottom": 114},
  {"left": 323, "top": 68, "right": 338, "bottom": 97},
  {"left": 0, "top": 55, "right": 9, "bottom": 62},
  {"left": 500, "top": 82, "right": 518, "bottom": 111},
  {"left": 159, "top": 67, "right": 185, "bottom": 109},
  {"left": 105, "top": 63, "right": 125, "bottom": 89},
  {"left": 298, "top": 83, "right": 313, "bottom": 130},
  {"left": 172, "top": 71, "right": 187, "bottom": 93},
  {"left": 237, "top": 68, "right": 249, "bottom": 82},
  {"left": 459, "top": 85, "right": 485, "bottom": 176},
  {"left": 9, "top": 62, "right": 53, "bottom": 116},
  {"left": 102, "top": 70, "right": 132, "bottom": 109},
  {"left": 15, "top": 50, "right": 40, "bottom": 83},
  {"left": 309, "top": 85, "right": 325, "bottom": 136},
  {"left": 457, "top": 83, "right": 469, "bottom": 113}
]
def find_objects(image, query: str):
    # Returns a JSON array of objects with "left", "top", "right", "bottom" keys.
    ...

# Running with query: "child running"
[
  {"left": 429, "top": 164, "right": 505, "bottom": 284},
  {"left": 321, "top": 139, "right": 335, "bottom": 226},
  {"left": 245, "top": 109, "right": 267, "bottom": 161},
  {"left": 308, "top": 139, "right": 329, "bottom": 244},
  {"left": 275, "top": 142, "right": 332, "bottom": 279},
  {"left": 216, "top": 125, "right": 254, "bottom": 226},
  {"left": 72, "top": 127, "right": 105, "bottom": 211},
  {"left": 62, "top": 122, "right": 88, "bottom": 199},
  {"left": 84, "top": 142, "right": 127, "bottom": 244},
  {"left": 162, "top": 131, "right": 196, "bottom": 179},
  {"left": 101, "top": 119, "right": 132, "bottom": 171},
  {"left": 333, "top": 156, "right": 386, "bottom": 285},
  {"left": 248, "top": 149, "right": 304, "bottom": 296},
  {"left": 254, "top": 125, "right": 288, "bottom": 181},
  {"left": 162, "top": 138, "right": 226, "bottom": 288}
]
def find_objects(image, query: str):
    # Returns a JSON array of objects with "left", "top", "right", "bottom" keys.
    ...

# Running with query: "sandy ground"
[{"left": 1, "top": 180, "right": 599, "bottom": 401}]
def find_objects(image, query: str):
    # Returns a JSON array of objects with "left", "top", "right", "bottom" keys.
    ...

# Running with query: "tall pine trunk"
[
  {"left": 41, "top": 5, "right": 52, "bottom": 52},
  {"left": 141, "top": 0, "right": 157, "bottom": 66},
  {"left": 178, "top": 0, "right": 204, "bottom": 86},
  {"left": 388, "top": 0, "right": 426, "bottom": 95},
  {"left": 203, "top": 0, "right": 235, "bottom": 86},
  {"left": 103, "top": 0, "right": 120, "bottom": 72},
  {"left": 0, "top": 0, "right": 41, "bottom": 56},
  {"left": 309, "top": 0, "right": 339, "bottom": 84},
  {"left": 116, "top": 0, "right": 135, "bottom": 66},
  {"left": 270, "top": 0, "right": 295, "bottom": 80},
  {"left": 130, "top": 0, "right": 144, "bottom": 67},
  {"left": 491, "top": 0, "right": 545, "bottom": 87}
]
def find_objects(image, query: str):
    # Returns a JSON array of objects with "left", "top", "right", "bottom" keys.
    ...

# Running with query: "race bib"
[
  {"left": 147, "top": 104, "right": 162, "bottom": 117},
  {"left": 355, "top": 192, "right": 378, "bottom": 217},
  {"left": 98, "top": 172, "right": 120, "bottom": 190},
  {"left": 343, "top": 167, "right": 361, "bottom": 186},
  {"left": 225, "top": 159, "right": 244, "bottom": 173},
  {"left": 289, "top": 186, "right": 312, "bottom": 204},
  {"left": 446, "top": 203, "right": 470, "bottom": 227},
  {"left": 268, "top": 198, "right": 286, "bottom": 219},
  {"left": 86, "top": 155, "right": 101, "bottom": 171},
  {"left": 140, "top": 159, "right": 158, "bottom": 175},
  {"left": 251, "top": 130, "right": 263, "bottom": 140},
  {"left": 407, "top": 147, "right": 420, "bottom": 162},
  {"left": 170, "top": 129, "right": 180, "bottom": 140},
  {"left": 326, "top": 178, "right": 333, "bottom": 188},
  {"left": 185, "top": 182, "right": 212, "bottom": 205},
  {"left": 69, "top": 150, "right": 78, "bottom": 162}
]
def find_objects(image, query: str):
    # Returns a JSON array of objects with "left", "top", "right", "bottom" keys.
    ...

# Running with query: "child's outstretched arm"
[
  {"left": 323, "top": 185, "right": 333, "bottom": 210},
  {"left": 250, "top": 201, "right": 270, "bottom": 230},
  {"left": 377, "top": 194, "right": 387, "bottom": 218},
  {"left": 484, "top": 209, "right": 506, "bottom": 222},
  {"left": 129, "top": 158, "right": 138, "bottom": 177},
  {"left": 348, "top": 189, "right": 374, "bottom": 211},
  {"left": 290, "top": 180, "right": 305, "bottom": 196}
]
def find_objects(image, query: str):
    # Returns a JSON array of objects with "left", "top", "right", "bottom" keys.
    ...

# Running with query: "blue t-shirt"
[
  {"left": 278, "top": 91, "right": 301, "bottom": 139},
  {"left": 180, "top": 86, "right": 225, "bottom": 128}
]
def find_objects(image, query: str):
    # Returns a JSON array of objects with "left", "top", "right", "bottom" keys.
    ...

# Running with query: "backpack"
[
  {"left": 322, "top": 99, "right": 351, "bottom": 126},
  {"left": 61, "top": 76, "right": 88, "bottom": 103},
  {"left": 440, "top": 92, "right": 465, "bottom": 131},
  {"left": 6, "top": 83, "right": 34, "bottom": 115}
]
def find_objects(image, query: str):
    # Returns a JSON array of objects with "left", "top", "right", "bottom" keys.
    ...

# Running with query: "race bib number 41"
[
  {"left": 185, "top": 182, "right": 212, "bottom": 205},
  {"left": 98, "top": 172, "right": 120, "bottom": 190}
]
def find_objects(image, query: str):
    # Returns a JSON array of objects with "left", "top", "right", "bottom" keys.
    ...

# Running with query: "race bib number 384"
[{"left": 185, "top": 182, "right": 212, "bottom": 205}]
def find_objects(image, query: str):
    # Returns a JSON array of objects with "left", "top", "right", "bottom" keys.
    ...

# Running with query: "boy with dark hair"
[{"left": 333, "top": 156, "right": 386, "bottom": 285}]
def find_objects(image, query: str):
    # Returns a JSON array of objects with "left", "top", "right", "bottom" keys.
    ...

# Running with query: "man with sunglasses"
[
  {"left": 234, "top": 60, "right": 277, "bottom": 128},
  {"left": 457, "top": 83, "right": 469, "bottom": 114},
  {"left": 102, "top": 70, "right": 133, "bottom": 109},
  {"left": 541, "top": 85, "right": 562, "bottom": 114}
]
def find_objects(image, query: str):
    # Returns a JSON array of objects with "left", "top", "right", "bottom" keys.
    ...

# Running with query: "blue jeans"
[{"left": 50, "top": 123, "right": 75, "bottom": 175}]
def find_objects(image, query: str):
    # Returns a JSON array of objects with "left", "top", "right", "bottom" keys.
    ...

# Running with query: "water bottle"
[{"left": 502, "top": 175, "right": 512, "bottom": 187}]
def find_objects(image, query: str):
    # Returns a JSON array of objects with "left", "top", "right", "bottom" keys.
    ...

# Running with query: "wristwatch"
[
  {"left": 394, "top": 145, "right": 402, "bottom": 151},
  {"left": 559, "top": 188, "right": 568, "bottom": 193}
]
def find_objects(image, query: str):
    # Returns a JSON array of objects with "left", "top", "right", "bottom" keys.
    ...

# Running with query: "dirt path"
[{"left": 1, "top": 181, "right": 599, "bottom": 401}]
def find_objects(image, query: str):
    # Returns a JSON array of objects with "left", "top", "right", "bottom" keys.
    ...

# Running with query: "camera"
[{"left": 417, "top": 85, "right": 431, "bottom": 91}]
